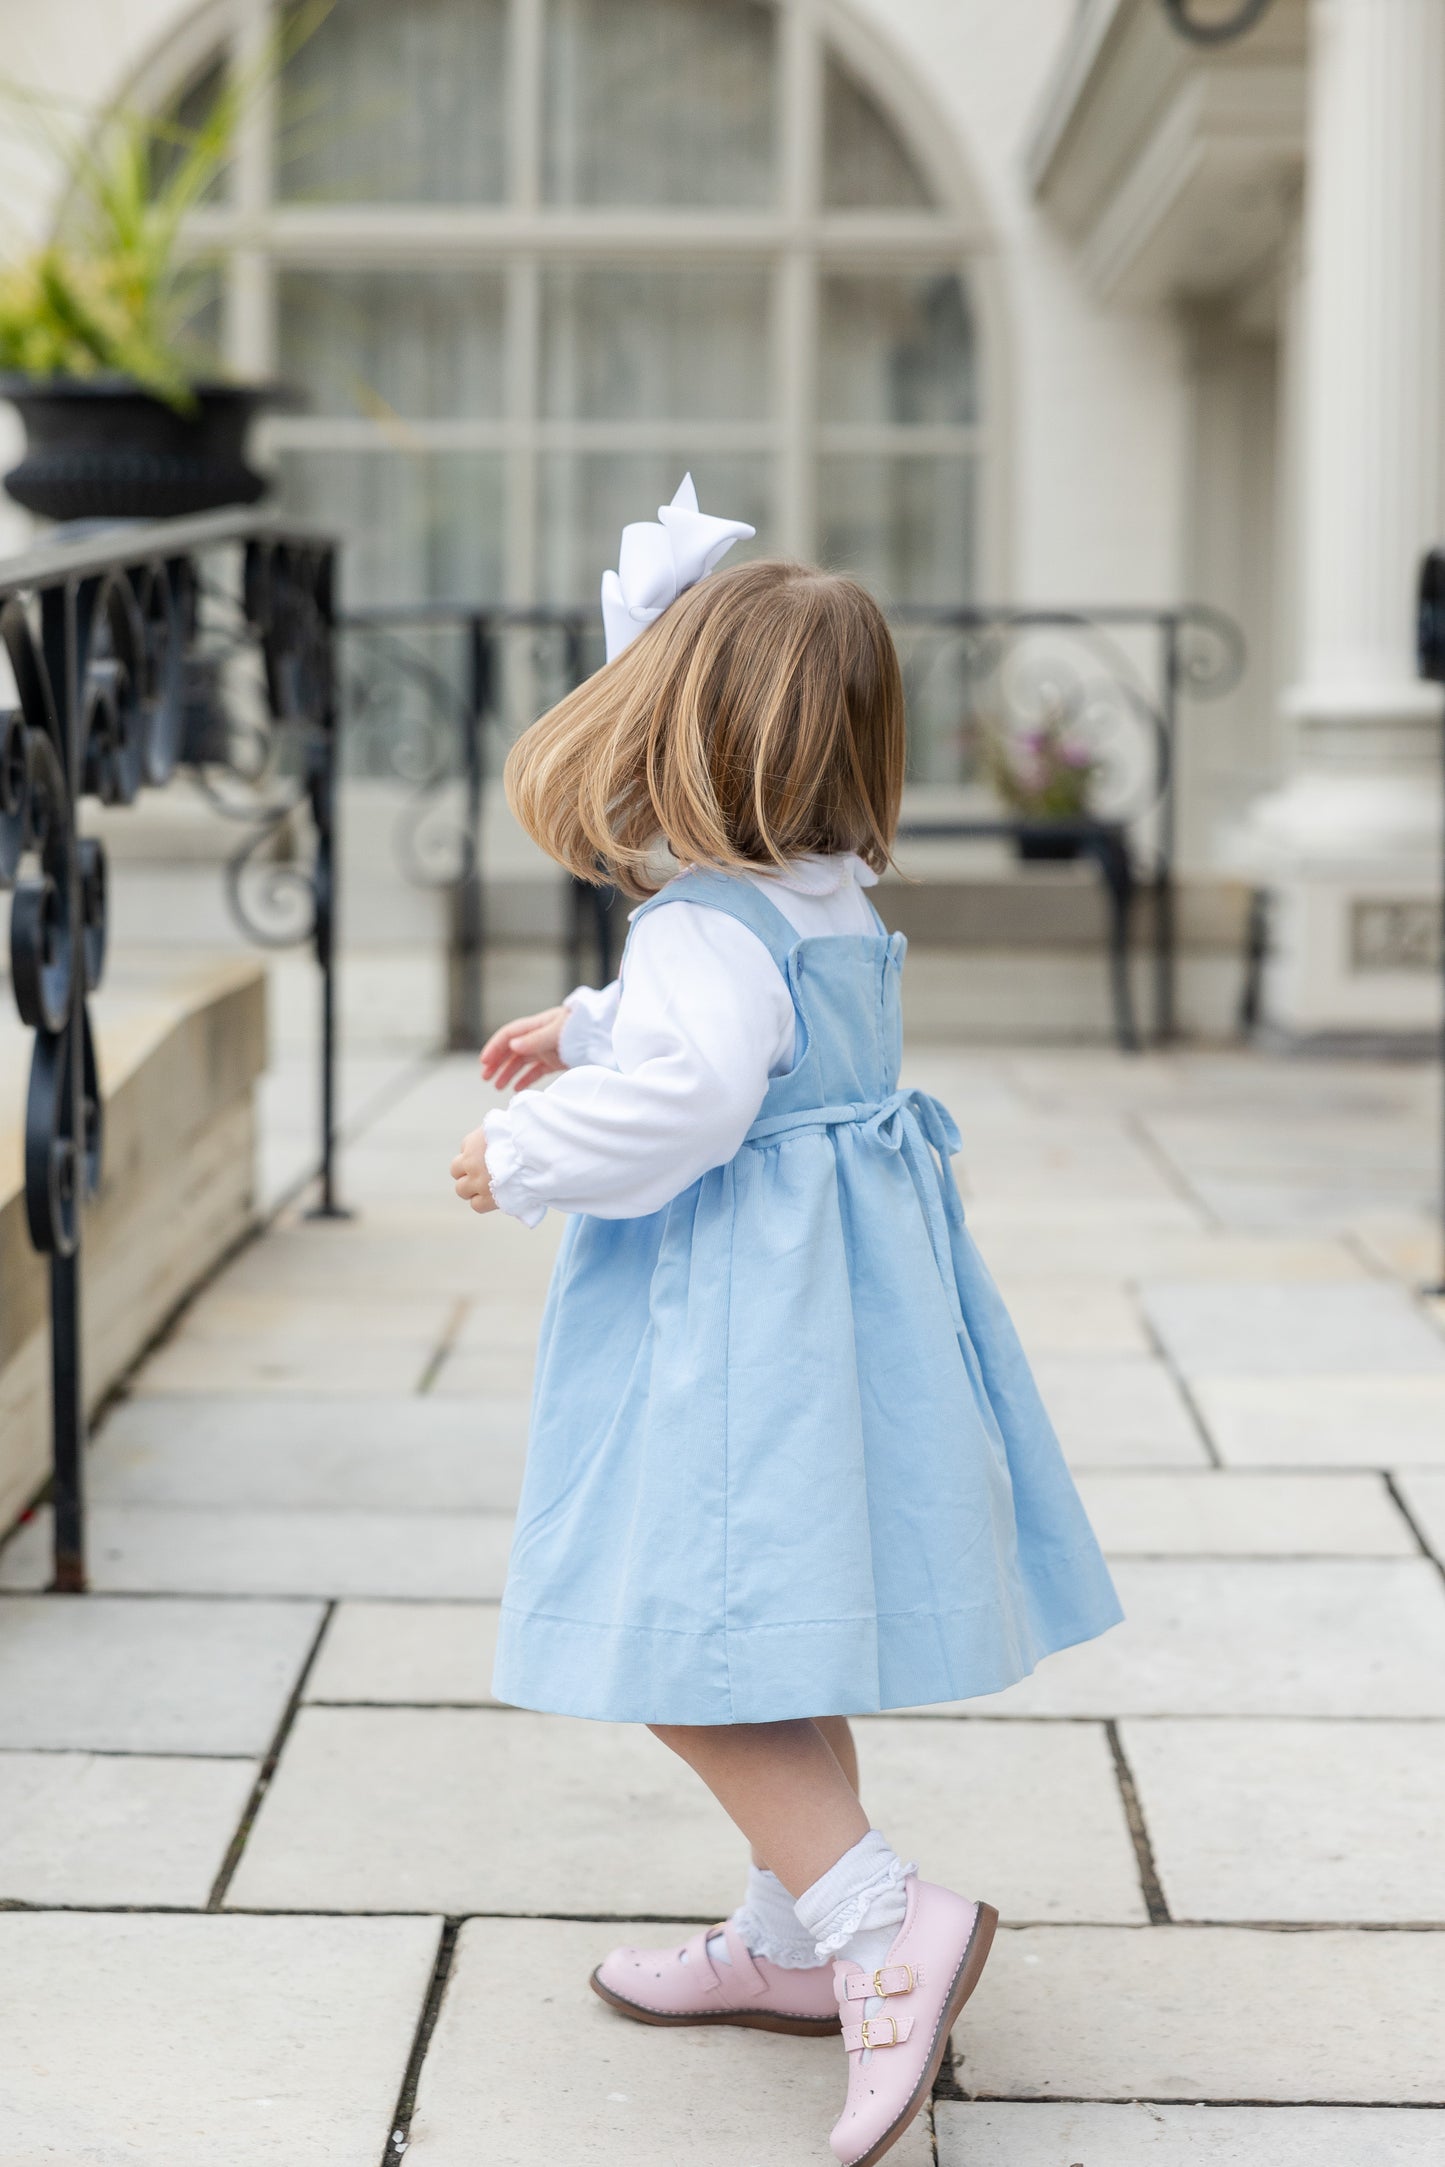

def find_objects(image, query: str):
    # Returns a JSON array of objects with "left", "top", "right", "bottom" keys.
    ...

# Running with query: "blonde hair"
[{"left": 505, "top": 560, "right": 906, "bottom": 897}]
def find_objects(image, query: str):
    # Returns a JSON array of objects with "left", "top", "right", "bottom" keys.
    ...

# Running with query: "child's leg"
[
  {"left": 747, "top": 1714, "right": 859, "bottom": 1866},
  {"left": 815, "top": 1714, "right": 861, "bottom": 1794},
  {"left": 651, "top": 1717, "right": 915, "bottom": 1976},
  {"left": 650, "top": 1719, "right": 868, "bottom": 1898}
]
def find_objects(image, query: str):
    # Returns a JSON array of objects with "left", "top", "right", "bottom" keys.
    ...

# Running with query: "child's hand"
[
  {"left": 479, "top": 1005, "right": 571, "bottom": 1093},
  {"left": 451, "top": 1126, "right": 498, "bottom": 1214}
]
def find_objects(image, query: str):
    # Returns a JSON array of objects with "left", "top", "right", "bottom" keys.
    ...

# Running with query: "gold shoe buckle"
[
  {"left": 872, "top": 1963, "right": 914, "bottom": 1997},
  {"left": 860, "top": 2015, "right": 899, "bottom": 2049}
]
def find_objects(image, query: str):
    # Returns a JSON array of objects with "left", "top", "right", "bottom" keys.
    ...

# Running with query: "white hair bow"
[{"left": 601, "top": 473, "right": 756, "bottom": 663}]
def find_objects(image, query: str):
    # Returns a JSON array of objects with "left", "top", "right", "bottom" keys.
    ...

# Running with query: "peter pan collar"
[{"left": 770, "top": 852, "right": 879, "bottom": 895}]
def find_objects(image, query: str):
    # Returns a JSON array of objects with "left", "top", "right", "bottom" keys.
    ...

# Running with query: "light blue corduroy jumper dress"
[{"left": 491, "top": 869, "right": 1122, "bottom": 1725}]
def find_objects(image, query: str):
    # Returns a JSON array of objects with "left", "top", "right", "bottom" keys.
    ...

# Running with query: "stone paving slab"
[
  {"left": 320, "top": 1146, "right": 474, "bottom": 1207},
  {"left": 937, "top": 1561, "right": 1445, "bottom": 1717},
  {"left": 1003, "top": 1051, "right": 1428, "bottom": 1116},
  {"left": 131, "top": 1334, "right": 438, "bottom": 1395},
  {"left": 0, "top": 1594, "right": 321, "bottom": 1752},
  {"left": 0, "top": 1912, "right": 440, "bottom": 2165},
  {"left": 1029, "top": 1357, "right": 1210, "bottom": 1468},
  {"left": 935, "top": 2103, "right": 1445, "bottom": 2163},
  {"left": 1073, "top": 1471, "right": 1415, "bottom": 1555},
  {"left": 430, "top": 1348, "right": 539, "bottom": 1398},
  {"left": 90, "top": 1395, "right": 528, "bottom": 1511},
  {"left": 1352, "top": 1215, "right": 1443, "bottom": 1283},
  {"left": 854, "top": 1718, "right": 1146, "bottom": 1924},
  {"left": 227, "top": 1707, "right": 1146, "bottom": 1923},
  {"left": 1395, "top": 1472, "right": 1445, "bottom": 1562},
  {"left": 306, "top": 1600, "right": 502, "bottom": 1703},
  {"left": 0, "top": 1751, "right": 257, "bottom": 1906},
  {"left": 1140, "top": 1282, "right": 1445, "bottom": 1378},
  {"left": 970, "top": 1226, "right": 1366, "bottom": 1284},
  {"left": 954, "top": 1926, "right": 1445, "bottom": 2101},
  {"left": 992, "top": 1279, "right": 1150, "bottom": 1357},
  {"left": 405, "top": 1916, "right": 933, "bottom": 2167},
  {"left": 955, "top": 1118, "right": 1188, "bottom": 1206},
  {"left": 176, "top": 1287, "right": 457, "bottom": 1344},
  {"left": 215, "top": 1219, "right": 556, "bottom": 1299},
  {"left": 1122, "top": 1719, "right": 1445, "bottom": 1923},
  {"left": 1195, "top": 1375, "right": 1445, "bottom": 1467},
  {"left": 227, "top": 1706, "right": 742, "bottom": 1916},
  {"left": 0, "top": 1505, "right": 514, "bottom": 1599},
  {"left": 451, "top": 1297, "right": 565, "bottom": 1352},
  {"left": 966, "top": 1196, "right": 1206, "bottom": 1234},
  {"left": 1180, "top": 1174, "right": 1433, "bottom": 1232},
  {"left": 1138, "top": 1110, "right": 1435, "bottom": 1178}
]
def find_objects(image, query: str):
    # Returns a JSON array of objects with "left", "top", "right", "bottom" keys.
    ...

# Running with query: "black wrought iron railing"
[
  {"left": 338, "top": 599, "right": 1244, "bottom": 1051},
  {"left": 0, "top": 509, "right": 342, "bottom": 1591}
]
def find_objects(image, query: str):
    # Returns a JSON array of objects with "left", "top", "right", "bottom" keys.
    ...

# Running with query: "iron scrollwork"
[
  {"left": 916, "top": 605, "right": 1245, "bottom": 833},
  {"left": 1161, "top": 0, "right": 1276, "bottom": 45},
  {"left": 0, "top": 514, "right": 341, "bottom": 1591},
  {"left": 894, "top": 603, "right": 1245, "bottom": 1049},
  {"left": 335, "top": 606, "right": 605, "bottom": 1050}
]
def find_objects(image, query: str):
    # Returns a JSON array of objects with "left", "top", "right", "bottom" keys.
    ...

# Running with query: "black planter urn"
[
  {"left": 1015, "top": 824, "right": 1086, "bottom": 862},
  {"left": 0, "top": 377, "right": 280, "bottom": 523}
]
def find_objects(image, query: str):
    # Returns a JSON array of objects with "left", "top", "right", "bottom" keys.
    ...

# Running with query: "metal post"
[
  {"left": 1433, "top": 689, "right": 1445, "bottom": 1295},
  {"left": 449, "top": 616, "right": 488, "bottom": 1050},
  {"left": 1412, "top": 545, "right": 1445, "bottom": 1295},
  {"left": 308, "top": 756, "right": 345, "bottom": 1221},
  {"left": 307, "top": 559, "right": 349, "bottom": 1222},
  {"left": 1154, "top": 619, "right": 1181, "bottom": 1044},
  {"left": 46, "top": 580, "right": 85, "bottom": 1591}
]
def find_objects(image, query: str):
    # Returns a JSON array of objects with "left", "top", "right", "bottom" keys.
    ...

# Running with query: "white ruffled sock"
[
  {"left": 794, "top": 1828, "right": 914, "bottom": 1975},
  {"left": 705, "top": 1863, "right": 819, "bottom": 1970},
  {"left": 794, "top": 1831, "right": 916, "bottom": 2063}
]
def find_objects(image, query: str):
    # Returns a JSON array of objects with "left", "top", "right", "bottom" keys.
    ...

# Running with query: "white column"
[{"left": 1245, "top": 0, "right": 1445, "bottom": 1033}]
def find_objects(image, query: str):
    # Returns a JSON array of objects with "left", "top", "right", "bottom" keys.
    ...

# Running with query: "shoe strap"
[
  {"left": 842, "top": 1962, "right": 916, "bottom": 2001},
  {"left": 841, "top": 2010, "right": 915, "bottom": 2052},
  {"left": 688, "top": 1921, "right": 766, "bottom": 1997}
]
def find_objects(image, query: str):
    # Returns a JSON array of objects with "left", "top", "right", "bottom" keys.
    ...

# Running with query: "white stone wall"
[{"left": 847, "top": 0, "right": 1191, "bottom": 606}]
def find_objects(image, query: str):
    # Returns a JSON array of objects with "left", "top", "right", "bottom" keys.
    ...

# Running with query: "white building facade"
[{"left": 0, "top": 0, "right": 1440, "bottom": 1037}]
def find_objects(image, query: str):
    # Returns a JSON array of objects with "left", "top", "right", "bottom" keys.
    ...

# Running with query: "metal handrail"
[
  {"left": 337, "top": 597, "right": 1244, "bottom": 1050},
  {"left": 0, "top": 509, "right": 343, "bottom": 1591}
]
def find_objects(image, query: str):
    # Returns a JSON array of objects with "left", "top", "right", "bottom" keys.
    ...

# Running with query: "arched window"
[{"left": 177, "top": 0, "right": 986, "bottom": 638}]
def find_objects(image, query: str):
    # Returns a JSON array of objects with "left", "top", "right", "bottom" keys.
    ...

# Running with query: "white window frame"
[{"left": 153, "top": 0, "right": 1002, "bottom": 606}]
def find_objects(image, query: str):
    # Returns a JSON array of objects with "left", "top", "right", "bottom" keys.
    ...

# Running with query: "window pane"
[
  {"left": 818, "top": 455, "right": 976, "bottom": 608},
  {"left": 544, "top": 0, "right": 776, "bottom": 207},
  {"left": 541, "top": 266, "right": 771, "bottom": 422},
  {"left": 537, "top": 452, "right": 772, "bottom": 607},
  {"left": 278, "top": 271, "right": 505, "bottom": 418},
  {"left": 820, "top": 272, "right": 976, "bottom": 426},
  {"left": 278, "top": 449, "right": 505, "bottom": 606},
  {"left": 278, "top": 0, "right": 508, "bottom": 203},
  {"left": 171, "top": 262, "right": 225, "bottom": 380},
  {"left": 822, "top": 55, "right": 932, "bottom": 210},
  {"left": 150, "top": 58, "right": 231, "bottom": 206}
]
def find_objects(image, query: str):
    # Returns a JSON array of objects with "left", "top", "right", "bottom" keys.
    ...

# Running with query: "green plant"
[
  {"left": 0, "top": 5, "right": 330, "bottom": 409},
  {"left": 984, "top": 706, "right": 1100, "bottom": 821},
  {"left": 0, "top": 87, "right": 243, "bottom": 409}
]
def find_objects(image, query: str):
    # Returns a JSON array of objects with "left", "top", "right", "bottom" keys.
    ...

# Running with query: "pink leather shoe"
[
  {"left": 829, "top": 1879, "right": 998, "bottom": 2167},
  {"left": 590, "top": 1920, "right": 838, "bottom": 2035}
]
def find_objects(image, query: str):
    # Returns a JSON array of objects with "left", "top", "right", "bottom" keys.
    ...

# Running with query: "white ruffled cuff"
[
  {"left": 727, "top": 1905, "right": 820, "bottom": 1971},
  {"left": 558, "top": 984, "right": 618, "bottom": 1069},
  {"left": 794, "top": 1833, "right": 918, "bottom": 1962},
  {"left": 482, "top": 1110, "right": 548, "bottom": 1229}
]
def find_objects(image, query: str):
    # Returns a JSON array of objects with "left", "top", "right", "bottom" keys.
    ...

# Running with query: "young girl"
[{"left": 450, "top": 482, "right": 1121, "bottom": 2167}]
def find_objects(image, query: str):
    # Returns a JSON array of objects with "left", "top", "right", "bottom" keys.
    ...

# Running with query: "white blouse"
[{"left": 482, "top": 854, "right": 881, "bottom": 1227}]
